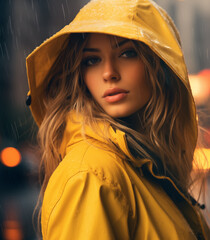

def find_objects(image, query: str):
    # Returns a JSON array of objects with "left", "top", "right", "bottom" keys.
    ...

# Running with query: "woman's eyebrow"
[
  {"left": 83, "top": 47, "right": 100, "bottom": 52},
  {"left": 112, "top": 39, "right": 130, "bottom": 49},
  {"left": 83, "top": 39, "right": 130, "bottom": 52}
]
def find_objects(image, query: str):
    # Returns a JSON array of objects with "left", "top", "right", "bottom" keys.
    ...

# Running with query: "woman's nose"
[{"left": 102, "top": 60, "right": 121, "bottom": 82}]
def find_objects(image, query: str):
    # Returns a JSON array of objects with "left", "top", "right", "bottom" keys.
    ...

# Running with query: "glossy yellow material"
[
  {"left": 26, "top": 0, "right": 194, "bottom": 127},
  {"left": 41, "top": 112, "right": 209, "bottom": 240}
]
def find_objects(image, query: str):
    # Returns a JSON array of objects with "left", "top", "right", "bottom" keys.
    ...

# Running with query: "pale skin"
[{"left": 82, "top": 33, "right": 152, "bottom": 119}]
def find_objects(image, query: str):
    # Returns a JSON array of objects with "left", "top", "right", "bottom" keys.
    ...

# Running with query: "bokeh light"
[
  {"left": 193, "top": 148, "right": 210, "bottom": 170},
  {"left": 3, "top": 220, "right": 23, "bottom": 240},
  {"left": 0, "top": 147, "right": 21, "bottom": 167},
  {"left": 189, "top": 69, "right": 210, "bottom": 105}
]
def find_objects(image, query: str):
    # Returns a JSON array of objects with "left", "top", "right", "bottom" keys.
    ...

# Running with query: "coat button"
[{"left": 26, "top": 95, "right": 31, "bottom": 106}]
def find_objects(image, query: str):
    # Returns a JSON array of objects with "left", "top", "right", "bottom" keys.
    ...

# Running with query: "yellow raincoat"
[
  {"left": 26, "top": 0, "right": 209, "bottom": 239},
  {"left": 40, "top": 112, "right": 209, "bottom": 240}
]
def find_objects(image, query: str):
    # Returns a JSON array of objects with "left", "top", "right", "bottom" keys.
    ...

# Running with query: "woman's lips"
[{"left": 103, "top": 88, "right": 129, "bottom": 103}]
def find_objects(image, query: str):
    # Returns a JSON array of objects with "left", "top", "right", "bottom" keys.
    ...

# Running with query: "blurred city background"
[{"left": 0, "top": 0, "right": 209, "bottom": 239}]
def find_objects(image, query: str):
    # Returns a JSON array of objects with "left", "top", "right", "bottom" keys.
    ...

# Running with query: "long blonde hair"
[{"left": 35, "top": 33, "right": 200, "bottom": 233}]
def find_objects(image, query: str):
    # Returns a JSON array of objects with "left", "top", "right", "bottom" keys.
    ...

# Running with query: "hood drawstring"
[
  {"left": 190, "top": 195, "right": 206, "bottom": 210},
  {"left": 26, "top": 95, "right": 31, "bottom": 106}
]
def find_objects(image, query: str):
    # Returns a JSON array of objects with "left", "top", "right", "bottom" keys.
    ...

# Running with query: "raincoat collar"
[{"left": 59, "top": 111, "right": 150, "bottom": 168}]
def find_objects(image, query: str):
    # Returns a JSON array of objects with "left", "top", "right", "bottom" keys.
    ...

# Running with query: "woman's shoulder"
[
  {"left": 55, "top": 140, "right": 127, "bottom": 185},
  {"left": 41, "top": 141, "right": 134, "bottom": 238},
  {"left": 43, "top": 140, "right": 132, "bottom": 212}
]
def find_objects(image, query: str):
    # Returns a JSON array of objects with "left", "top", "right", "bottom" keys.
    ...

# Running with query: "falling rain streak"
[
  {"left": 0, "top": 43, "right": 3, "bottom": 57},
  {"left": 3, "top": 42, "right": 9, "bottom": 60},
  {"left": 61, "top": 3, "right": 66, "bottom": 20}
]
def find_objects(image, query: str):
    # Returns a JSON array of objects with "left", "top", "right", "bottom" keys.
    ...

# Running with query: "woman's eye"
[
  {"left": 120, "top": 49, "right": 138, "bottom": 58},
  {"left": 82, "top": 57, "right": 101, "bottom": 67}
]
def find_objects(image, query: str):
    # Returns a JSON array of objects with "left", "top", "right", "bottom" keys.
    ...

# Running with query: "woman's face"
[{"left": 82, "top": 33, "right": 152, "bottom": 118}]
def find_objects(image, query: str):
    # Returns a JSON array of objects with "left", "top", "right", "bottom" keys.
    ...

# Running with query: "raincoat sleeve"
[{"left": 42, "top": 170, "right": 132, "bottom": 240}]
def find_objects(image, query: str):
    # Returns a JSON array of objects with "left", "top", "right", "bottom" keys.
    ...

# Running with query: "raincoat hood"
[{"left": 26, "top": 0, "right": 196, "bottom": 130}]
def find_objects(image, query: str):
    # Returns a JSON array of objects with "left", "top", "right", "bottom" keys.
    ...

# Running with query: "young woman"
[{"left": 26, "top": 0, "right": 209, "bottom": 239}]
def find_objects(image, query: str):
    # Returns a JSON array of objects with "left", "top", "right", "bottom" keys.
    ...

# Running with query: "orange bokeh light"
[
  {"left": 193, "top": 148, "right": 210, "bottom": 170},
  {"left": 189, "top": 69, "right": 210, "bottom": 105},
  {"left": 3, "top": 220, "right": 23, "bottom": 240},
  {"left": 0, "top": 147, "right": 21, "bottom": 167}
]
